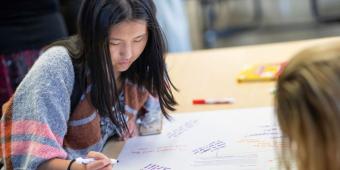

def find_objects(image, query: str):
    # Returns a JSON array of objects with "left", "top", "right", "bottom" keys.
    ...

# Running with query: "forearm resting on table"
[{"left": 38, "top": 158, "right": 85, "bottom": 170}]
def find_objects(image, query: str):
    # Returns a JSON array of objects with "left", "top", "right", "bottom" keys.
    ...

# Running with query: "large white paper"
[{"left": 115, "top": 107, "right": 283, "bottom": 170}]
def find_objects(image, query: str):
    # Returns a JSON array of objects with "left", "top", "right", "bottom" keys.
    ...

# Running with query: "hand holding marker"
[{"left": 75, "top": 157, "right": 119, "bottom": 165}]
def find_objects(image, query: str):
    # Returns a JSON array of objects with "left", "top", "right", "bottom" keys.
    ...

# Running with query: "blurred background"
[
  {"left": 2, "top": 0, "right": 340, "bottom": 105},
  {"left": 184, "top": 0, "right": 340, "bottom": 50}
]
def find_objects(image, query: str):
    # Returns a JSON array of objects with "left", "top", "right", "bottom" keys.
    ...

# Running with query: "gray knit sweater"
[{"left": 0, "top": 46, "right": 162, "bottom": 169}]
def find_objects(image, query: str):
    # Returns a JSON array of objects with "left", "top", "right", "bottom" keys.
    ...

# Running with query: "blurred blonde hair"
[{"left": 275, "top": 42, "right": 340, "bottom": 170}]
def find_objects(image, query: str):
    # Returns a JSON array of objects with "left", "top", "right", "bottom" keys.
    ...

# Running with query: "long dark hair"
[{"left": 50, "top": 0, "right": 177, "bottom": 134}]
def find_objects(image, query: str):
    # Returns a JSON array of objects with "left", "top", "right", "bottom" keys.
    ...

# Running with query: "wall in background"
[{"left": 184, "top": 0, "right": 340, "bottom": 50}]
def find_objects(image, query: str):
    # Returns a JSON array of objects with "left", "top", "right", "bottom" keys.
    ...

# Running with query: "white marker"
[{"left": 75, "top": 157, "right": 119, "bottom": 165}]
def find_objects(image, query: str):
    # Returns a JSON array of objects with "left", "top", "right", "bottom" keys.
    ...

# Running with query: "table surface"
[
  {"left": 103, "top": 36, "right": 340, "bottom": 158},
  {"left": 166, "top": 36, "right": 340, "bottom": 113}
]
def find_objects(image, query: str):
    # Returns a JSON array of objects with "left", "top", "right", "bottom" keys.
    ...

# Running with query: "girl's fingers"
[
  {"left": 131, "top": 125, "right": 139, "bottom": 137},
  {"left": 119, "top": 117, "right": 139, "bottom": 140},
  {"left": 85, "top": 151, "right": 114, "bottom": 170},
  {"left": 87, "top": 159, "right": 112, "bottom": 170},
  {"left": 87, "top": 151, "right": 109, "bottom": 160},
  {"left": 102, "top": 162, "right": 114, "bottom": 170}
]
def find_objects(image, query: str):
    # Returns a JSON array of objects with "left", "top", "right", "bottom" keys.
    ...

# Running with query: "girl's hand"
[
  {"left": 85, "top": 151, "right": 113, "bottom": 170},
  {"left": 121, "top": 115, "right": 139, "bottom": 140}
]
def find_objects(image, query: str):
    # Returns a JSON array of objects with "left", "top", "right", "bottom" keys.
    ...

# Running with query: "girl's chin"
[{"left": 117, "top": 66, "right": 130, "bottom": 72}]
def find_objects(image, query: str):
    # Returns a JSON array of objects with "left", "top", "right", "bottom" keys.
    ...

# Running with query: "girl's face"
[{"left": 108, "top": 20, "right": 148, "bottom": 77}]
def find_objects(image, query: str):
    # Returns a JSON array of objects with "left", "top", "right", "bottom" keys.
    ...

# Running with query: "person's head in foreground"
[{"left": 275, "top": 42, "right": 340, "bottom": 170}]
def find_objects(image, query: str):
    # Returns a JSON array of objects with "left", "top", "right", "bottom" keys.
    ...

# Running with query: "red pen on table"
[{"left": 192, "top": 98, "right": 235, "bottom": 104}]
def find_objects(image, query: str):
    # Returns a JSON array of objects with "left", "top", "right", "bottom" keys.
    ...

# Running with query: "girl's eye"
[
  {"left": 110, "top": 41, "right": 120, "bottom": 45},
  {"left": 134, "top": 37, "right": 144, "bottom": 42}
]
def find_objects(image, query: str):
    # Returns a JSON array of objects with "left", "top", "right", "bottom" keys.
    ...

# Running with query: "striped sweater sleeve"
[{"left": 0, "top": 46, "right": 74, "bottom": 170}]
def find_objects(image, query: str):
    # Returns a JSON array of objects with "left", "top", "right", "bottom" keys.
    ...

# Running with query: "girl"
[
  {"left": 275, "top": 42, "right": 340, "bottom": 170},
  {"left": 0, "top": 0, "right": 177, "bottom": 170}
]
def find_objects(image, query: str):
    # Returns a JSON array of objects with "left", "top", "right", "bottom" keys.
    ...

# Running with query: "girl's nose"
[{"left": 119, "top": 43, "right": 132, "bottom": 59}]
